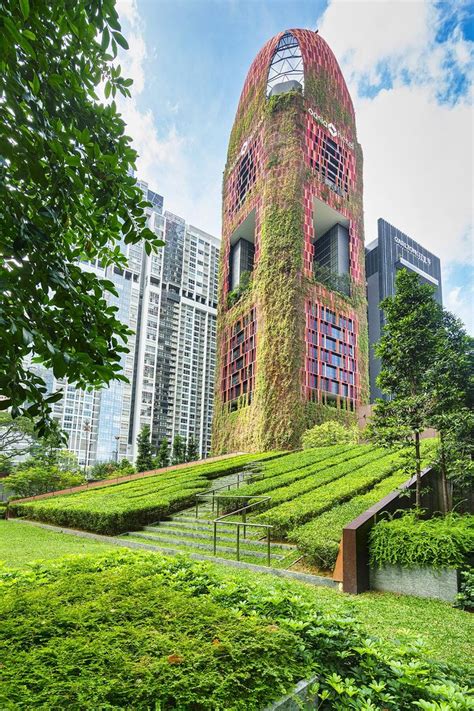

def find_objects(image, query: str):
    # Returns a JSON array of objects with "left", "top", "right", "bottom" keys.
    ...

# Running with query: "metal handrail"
[
  {"left": 213, "top": 496, "right": 273, "bottom": 565},
  {"left": 194, "top": 470, "right": 262, "bottom": 517}
]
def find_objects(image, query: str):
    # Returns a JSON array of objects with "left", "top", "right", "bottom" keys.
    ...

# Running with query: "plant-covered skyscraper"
[{"left": 213, "top": 29, "right": 368, "bottom": 453}]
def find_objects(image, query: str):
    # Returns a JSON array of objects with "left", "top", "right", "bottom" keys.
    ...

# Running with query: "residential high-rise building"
[
  {"left": 31, "top": 183, "right": 219, "bottom": 464},
  {"left": 132, "top": 186, "right": 220, "bottom": 458},
  {"left": 213, "top": 29, "right": 368, "bottom": 453},
  {"left": 366, "top": 218, "right": 442, "bottom": 401}
]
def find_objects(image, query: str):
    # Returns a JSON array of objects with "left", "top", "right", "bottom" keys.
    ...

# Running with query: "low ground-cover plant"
[
  {"left": 255, "top": 451, "right": 403, "bottom": 536},
  {"left": 370, "top": 512, "right": 474, "bottom": 570},
  {"left": 302, "top": 420, "right": 359, "bottom": 449},
  {"left": 0, "top": 551, "right": 472, "bottom": 710},
  {"left": 8, "top": 452, "right": 283, "bottom": 534}
]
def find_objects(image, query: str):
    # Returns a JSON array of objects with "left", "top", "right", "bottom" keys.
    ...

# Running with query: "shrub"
[
  {"left": 0, "top": 552, "right": 471, "bottom": 710},
  {"left": 4, "top": 467, "right": 84, "bottom": 499},
  {"left": 302, "top": 421, "right": 359, "bottom": 449},
  {"left": 369, "top": 513, "right": 474, "bottom": 570},
  {"left": 0, "top": 503, "right": 7, "bottom": 519},
  {"left": 455, "top": 567, "right": 474, "bottom": 611}
]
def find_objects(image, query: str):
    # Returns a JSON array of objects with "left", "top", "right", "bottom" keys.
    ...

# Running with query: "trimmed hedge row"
[
  {"left": 290, "top": 448, "right": 437, "bottom": 570},
  {"left": 252, "top": 448, "right": 387, "bottom": 509},
  {"left": 9, "top": 452, "right": 283, "bottom": 535},
  {"left": 257, "top": 444, "right": 351, "bottom": 478},
  {"left": 223, "top": 445, "right": 372, "bottom": 501},
  {"left": 254, "top": 451, "right": 403, "bottom": 536},
  {"left": 290, "top": 468, "right": 412, "bottom": 569}
]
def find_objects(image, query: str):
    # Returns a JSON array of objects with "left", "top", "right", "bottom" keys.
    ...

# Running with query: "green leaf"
[
  {"left": 112, "top": 31, "right": 129, "bottom": 50},
  {"left": 29, "top": 73, "right": 40, "bottom": 95},
  {"left": 101, "top": 26, "right": 110, "bottom": 51},
  {"left": 104, "top": 80, "right": 111, "bottom": 99},
  {"left": 19, "top": 0, "right": 30, "bottom": 19}
]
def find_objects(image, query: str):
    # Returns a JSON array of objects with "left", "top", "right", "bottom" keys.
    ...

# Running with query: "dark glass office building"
[{"left": 366, "top": 218, "right": 442, "bottom": 401}]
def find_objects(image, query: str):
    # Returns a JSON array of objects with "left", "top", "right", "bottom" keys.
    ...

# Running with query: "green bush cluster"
[
  {"left": 455, "top": 567, "right": 474, "bottom": 611},
  {"left": 292, "top": 449, "right": 435, "bottom": 569},
  {"left": 9, "top": 453, "right": 281, "bottom": 534},
  {"left": 301, "top": 420, "right": 360, "bottom": 449},
  {"left": 255, "top": 450, "right": 403, "bottom": 536},
  {"left": 1, "top": 551, "right": 472, "bottom": 710},
  {"left": 4, "top": 466, "right": 84, "bottom": 498},
  {"left": 370, "top": 512, "right": 474, "bottom": 570},
  {"left": 0, "top": 503, "right": 7, "bottom": 519}
]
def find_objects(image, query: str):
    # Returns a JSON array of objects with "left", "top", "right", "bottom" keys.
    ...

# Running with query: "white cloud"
[
  {"left": 318, "top": 0, "right": 473, "bottom": 330},
  {"left": 113, "top": 0, "right": 223, "bottom": 238},
  {"left": 445, "top": 283, "right": 474, "bottom": 334}
]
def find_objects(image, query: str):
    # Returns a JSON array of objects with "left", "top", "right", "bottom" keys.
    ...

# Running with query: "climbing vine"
[{"left": 213, "top": 42, "right": 369, "bottom": 454}]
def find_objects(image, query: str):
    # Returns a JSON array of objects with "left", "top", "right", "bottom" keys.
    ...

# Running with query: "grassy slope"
[
  {"left": 0, "top": 520, "right": 472, "bottom": 669},
  {"left": 0, "top": 520, "right": 116, "bottom": 568}
]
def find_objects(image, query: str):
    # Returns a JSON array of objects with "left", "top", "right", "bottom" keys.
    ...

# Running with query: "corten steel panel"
[
  {"left": 341, "top": 467, "right": 440, "bottom": 594},
  {"left": 213, "top": 29, "right": 367, "bottom": 453}
]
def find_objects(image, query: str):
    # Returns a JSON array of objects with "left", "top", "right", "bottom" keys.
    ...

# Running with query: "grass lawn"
[
  {"left": 0, "top": 519, "right": 116, "bottom": 568},
  {"left": 1, "top": 519, "right": 472, "bottom": 670}
]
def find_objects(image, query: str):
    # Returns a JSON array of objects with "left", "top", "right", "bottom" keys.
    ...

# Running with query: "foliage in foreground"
[
  {"left": 301, "top": 420, "right": 359, "bottom": 449},
  {"left": 0, "top": 0, "right": 163, "bottom": 434},
  {"left": 0, "top": 552, "right": 472, "bottom": 710},
  {"left": 370, "top": 513, "right": 474, "bottom": 570}
]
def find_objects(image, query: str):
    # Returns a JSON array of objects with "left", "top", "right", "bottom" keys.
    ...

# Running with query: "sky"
[{"left": 115, "top": 0, "right": 473, "bottom": 333}]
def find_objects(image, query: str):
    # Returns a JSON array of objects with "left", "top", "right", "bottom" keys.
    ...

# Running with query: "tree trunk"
[
  {"left": 415, "top": 431, "right": 421, "bottom": 510},
  {"left": 439, "top": 432, "right": 451, "bottom": 513}
]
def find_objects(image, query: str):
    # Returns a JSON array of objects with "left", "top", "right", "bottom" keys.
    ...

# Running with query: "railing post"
[
  {"left": 236, "top": 524, "right": 240, "bottom": 561},
  {"left": 267, "top": 528, "right": 271, "bottom": 567},
  {"left": 213, "top": 521, "right": 217, "bottom": 556},
  {"left": 243, "top": 511, "right": 246, "bottom": 539}
]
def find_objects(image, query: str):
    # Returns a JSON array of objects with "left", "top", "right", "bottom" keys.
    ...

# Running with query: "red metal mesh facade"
[
  {"left": 221, "top": 307, "right": 257, "bottom": 406},
  {"left": 304, "top": 297, "right": 360, "bottom": 408},
  {"left": 219, "top": 28, "right": 365, "bottom": 420}
]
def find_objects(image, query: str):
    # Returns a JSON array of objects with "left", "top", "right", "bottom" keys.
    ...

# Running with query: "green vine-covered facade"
[{"left": 213, "top": 29, "right": 368, "bottom": 453}]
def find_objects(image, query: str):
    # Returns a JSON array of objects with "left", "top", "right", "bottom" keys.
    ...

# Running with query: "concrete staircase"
[{"left": 121, "top": 469, "right": 298, "bottom": 567}]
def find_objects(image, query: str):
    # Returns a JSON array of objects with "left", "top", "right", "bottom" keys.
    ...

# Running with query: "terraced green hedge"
[
  {"left": 254, "top": 451, "right": 404, "bottom": 536},
  {"left": 8, "top": 452, "right": 283, "bottom": 535},
  {"left": 291, "top": 468, "right": 413, "bottom": 569},
  {"left": 223, "top": 445, "right": 368, "bottom": 502},
  {"left": 245, "top": 447, "right": 386, "bottom": 509},
  {"left": 291, "top": 449, "right": 436, "bottom": 570}
]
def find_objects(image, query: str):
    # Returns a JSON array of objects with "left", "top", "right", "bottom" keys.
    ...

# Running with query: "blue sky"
[{"left": 116, "top": 0, "right": 473, "bottom": 332}]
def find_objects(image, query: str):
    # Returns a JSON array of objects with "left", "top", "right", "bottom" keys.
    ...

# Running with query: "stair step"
[
  {"left": 124, "top": 532, "right": 286, "bottom": 560},
  {"left": 143, "top": 525, "right": 293, "bottom": 550}
]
